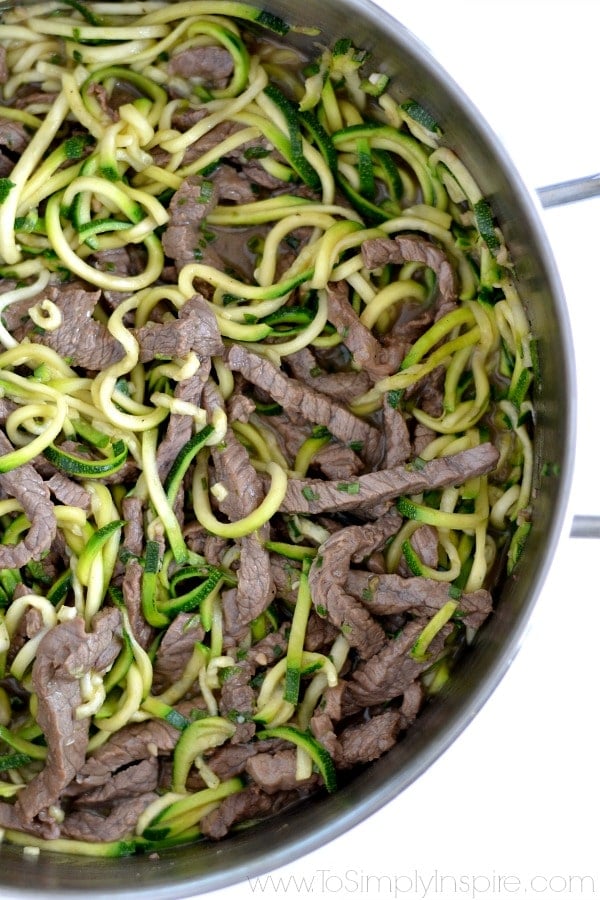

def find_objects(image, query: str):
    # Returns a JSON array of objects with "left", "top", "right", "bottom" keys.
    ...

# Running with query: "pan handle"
[
  {"left": 570, "top": 516, "right": 600, "bottom": 539},
  {"left": 537, "top": 173, "right": 600, "bottom": 209},
  {"left": 535, "top": 175, "right": 600, "bottom": 538}
]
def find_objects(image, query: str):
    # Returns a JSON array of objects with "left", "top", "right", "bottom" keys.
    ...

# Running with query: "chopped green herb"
[
  {"left": 336, "top": 482, "right": 360, "bottom": 494},
  {"left": 0, "top": 179, "right": 15, "bottom": 205},
  {"left": 301, "top": 486, "right": 320, "bottom": 502}
]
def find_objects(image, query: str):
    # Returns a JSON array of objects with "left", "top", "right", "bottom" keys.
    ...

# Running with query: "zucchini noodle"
[{"left": 0, "top": 0, "right": 536, "bottom": 858}]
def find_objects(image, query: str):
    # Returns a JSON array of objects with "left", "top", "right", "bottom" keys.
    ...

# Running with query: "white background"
[{"left": 209, "top": 2, "right": 600, "bottom": 899}]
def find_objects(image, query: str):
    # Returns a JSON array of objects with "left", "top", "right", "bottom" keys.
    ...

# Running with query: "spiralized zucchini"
[{"left": 0, "top": 0, "right": 535, "bottom": 856}]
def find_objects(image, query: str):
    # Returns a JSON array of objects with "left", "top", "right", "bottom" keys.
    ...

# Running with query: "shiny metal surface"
[{"left": 0, "top": 1, "right": 576, "bottom": 896}]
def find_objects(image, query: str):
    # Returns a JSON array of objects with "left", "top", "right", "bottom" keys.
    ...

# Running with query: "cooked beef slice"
[
  {"left": 73, "top": 757, "right": 159, "bottom": 807},
  {"left": 155, "top": 368, "right": 206, "bottom": 482},
  {"left": 204, "top": 380, "right": 274, "bottom": 625},
  {"left": 46, "top": 472, "right": 91, "bottom": 510},
  {"left": 200, "top": 782, "right": 276, "bottom": 840},
  {"left": 152, "top": 612, "right": 205, "bottom": 693},
  {"left": 361, "top": 234, "right": 457, "bottom": 312},
  {"left": 168, "top": 45, "right": 233, "bottom": 84},
  {"left": 325, "top": 280, "right": 402, "bottom": 380},
  {"left": 382, "top": 397, "right": 412, "bottom": 468},
  {"left": 346, "top": 570, "right": 493, "bottom": 629},
  {"left": 335, "top": 708, "right": 404, "bottom": 769},
  {"left": 227, "top": 344, "right": 382, "bottom": 463},
  {"left": 0, "top": 430, "right": 57, "bottom": 568},
  {"left": 311, "top": 441, "right": 364, "bottom": 480},
  {"left": 122, "top": 557, "right": 154, "bottom": 650},
  {"left": 409, "top": 524, "right": 440, "bottom": 570},
  {"left": 16, "top": 609, "right": 122, "bottom": 822},
  {"left": 218, "top": 660, "right": 255, "bottom": 744},
  {"left": 133, "top": 292, "right": 223, "bottom": 363},
  {"left": 285, "top": 346, "right": 373, "bottom": 402},
  {"left": 345, "top": 620, "right": 451, "bottom": 708},
  {"left": 0, "top": 116, "right": 29, "bottom": 154},
  {"left": 235, "top": 530, "right": 276, "bottom": 626},
  {"left": 3, "top": 283, "right": 125, "bottom": 368},
  {"left": 308, "top": 516, "right": 403, "bottom": 659},
  {"left": 280, "top": 442, "right": 500, "bottom": 515},
  {"left": 60, "top": 791, "right": 158, "bottom": 842},
  {"left": 0, "top": 801, "right": 60, "bottom": 840},
  {"left": 122, "top": 495, "right": 144, "bottom": 558},
  {"left": 245, "top": 748, "right": 319, "bottom": 794},
  {"left": 67, "top": 719, "right": 181, "bottom": 795},
  {"left": 161, "top": 174, "right": 218, "bottom": 266}
]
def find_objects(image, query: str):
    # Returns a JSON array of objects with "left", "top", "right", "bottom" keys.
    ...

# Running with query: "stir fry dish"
[{"left": 0, "top": 1, "right": 535, "bottom": 856}]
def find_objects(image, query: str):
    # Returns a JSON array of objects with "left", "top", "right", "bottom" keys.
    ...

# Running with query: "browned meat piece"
[
  {"left": 122, "top": 558, "right": 154, "bottom": 650},
  {"left": 46, "top": 472, "right": 91, "bottom": 510},
  {"left": 280, "top": 442, "right": 500, "bottom": 515},
  {"left": 0, "top": 430, "right": 57, "bottom": 569},
  {"left": 168, "top": 45, "right": 234, "bottom": 85},
  {"left": 362, "top": 234, "right": 457, "bottom": 316},
  {"left": 60, "top": 792, "right": 158, "bottom": 842},
  {"left": 161, "top": 174, "right": 218, "bottom": 266},
  {"left": 133, "top": 293, "right": 223, "bottom": 363},
  {"left": 345, "top": 620, "right": 450, "bottom": 708},
  {"left": 66, "top": 719, "right": 181, "bottom": 796},
  {"left": 346, "top": 569, "right": 493, "bottom": 630},
  {"left": 2, "top": 283, "right": 124, "bottom": 369},
  {"left": 73, "top": 757, "right": 159, "bottom": 807},
  {"left": 308, "top": 516, "right": 403, "bottom": 659},
  {"left": 227, "top": 344, "right": 383, "bottom": 464},
  {"left": 16, "top": 609, "right": 122, "bottom": 822},
  {"left": 245, "top": 748, "right": 319, "bottom": 794},
  {"left": 335, "top": 708, "right": 403, "bottom": 769},
  {"left": 152, "top": 612, "right": 205, "bottom": 693},
  {"left": 285, "top": 346, "right": 372, "bottom": 402},
  {"left": 325, "top": 280, "right": 402, "bottom": 380}
]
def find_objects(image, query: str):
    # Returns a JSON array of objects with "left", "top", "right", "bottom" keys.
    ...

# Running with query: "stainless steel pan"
[{"left": 0, "top": 1, "right": 577, "bottom": 896}]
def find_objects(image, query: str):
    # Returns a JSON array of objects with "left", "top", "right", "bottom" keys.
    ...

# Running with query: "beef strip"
[
  {"left": 156, "top": 368, "right": 206, "bottom": 482},
  {"left": 285, "top": 346, "right": 372, "bottom": 402},
  {"left": 16, "top": 609, "right": 122, "bottom": 822},
  {"left": 308, "top": 515, "right": 404, "bottom": 659},
  {"left": 122, "top": 495, "right": 144, "bottom": 558},
  {"left": 361, "top": 234, "right": 457, "bottom": 314},
  {"left": 345, "top": 619, "right": 451, "bottom": 708},
  {"left": 161, "top": 174, "right": 218, "bottom": 267},
  {"left": 346, "top": 569, "right": 493, "bottom": 629},
  {"left": 227, "top": 344, "right": 382, "bottom": 464},
  {"left": 325, "top": 280, "right": 402, "bottom": 380},
  {"left": 0, "top": 117, "right": 29, "bottom": 154},
  {"left": 382, "top": 396, "right": 412, "bottom": 468},
  {"left": 73, "top": 757, "right": 159, "bottom": 807},
  {"left": 218, "top": 660, "right": 255, "bottom": 744},
  {"left": 168, "top": 45, "right": 234, "bottom": 84},
  {"left": 60, "top": 791, "right": 158, "bottom": 842},
  {"left": 3, "top": 283, "right": 124, "bottom": 369},
  {"left": 46, "top": 472, "right": 91, "bottom": 511},
  {"left": 67, "top": 719, "right": 181, "bottom": 795},
  {"left": 410, "top": 524, "right": 439, "bottom": 568},
  {"left": 133, "top": 293, "right": 223, "bottom": 363},
  {"left": 122, "top": 558, "right": 154, "bottom": 650},
  {"left": 0, "top": 430, "right": 57, "bottom": 568},
  {"left": 0, "top": 801, "right": 60, "bottom": 841},
  {"left": 311, "top": 441, "right": 364, "bottom": 480},
  {"left": 200, "top": 782, "right": 276, "bottom": 840},
  {"left": 245, "top": 748, "right": 319, "bottom": 794},
  {"left": 335, "top": 708, "right": 403, "bottom": 769},
  {"left": 204, "top": 380, "right": 274, "bottom": 627},
  {"left": 152, "top": 612, "right": 205, "bottom": 693},
  {"left": 280, "top": 442, "right": 500, "bottom": 515}
]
